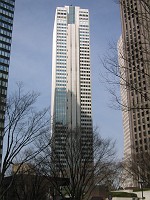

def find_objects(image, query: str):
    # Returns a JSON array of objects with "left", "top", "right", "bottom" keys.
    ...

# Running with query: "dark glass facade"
[{"left": 0, "top": 0, "right": 15, "bottom": 166}]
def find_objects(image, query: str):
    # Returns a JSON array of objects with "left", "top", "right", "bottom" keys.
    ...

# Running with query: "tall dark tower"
[{"left": 0, "top": 0, "right": 15, "bottom": 166}]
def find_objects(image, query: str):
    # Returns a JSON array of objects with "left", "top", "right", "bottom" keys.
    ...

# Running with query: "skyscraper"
[
  {"left": 51, "top": 6, "right": 93, "bottom": 166},
  {"left": 119, "top": 0, "right": 150, "bottom": 186},
  {"left": 0, "top": 0, "right": 15, "bottom": 166}
]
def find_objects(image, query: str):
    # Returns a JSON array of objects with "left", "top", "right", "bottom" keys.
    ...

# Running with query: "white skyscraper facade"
[
  {"left": 118, "top": 36, "right": 132, "bottom": 160},
  {"left": 51, "top": 6, "right": 93, "bottom": 165}
]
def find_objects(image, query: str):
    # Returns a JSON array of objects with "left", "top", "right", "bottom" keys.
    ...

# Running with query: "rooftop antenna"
[{"left": 69, "top": 0, "right": 73, "bottom": 6}]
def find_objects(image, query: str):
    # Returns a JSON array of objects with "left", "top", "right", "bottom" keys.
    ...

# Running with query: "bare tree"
[
  {"left": 0, "top": 84, "right": 50, "bottom": 199},
  {"left": 4, "top": 172, "right": 50, "bottom": 200},
  {"left": 2, "top": 173, "right": 46, "bottom": 200},
  {"left": 34, "top": 128, "right": 118, "bottom": 200},
  {"left": 102, "top": 0, "right": 150, "bottom": 111},
  {"left": 121, "top": 150, "right": 150, "bottom": 188}
]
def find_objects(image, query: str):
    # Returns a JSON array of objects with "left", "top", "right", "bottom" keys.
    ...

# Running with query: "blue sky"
[{"left": 9, "top": 0, "right": 123, "bottom": 158}]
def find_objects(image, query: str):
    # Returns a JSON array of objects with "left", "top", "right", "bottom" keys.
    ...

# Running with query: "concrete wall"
[
  {"left": 110, "top": 189, "right": 150, "bottom": 200},
  {"left": 135, "top": 190, "right": 150, "bottom": 200}
]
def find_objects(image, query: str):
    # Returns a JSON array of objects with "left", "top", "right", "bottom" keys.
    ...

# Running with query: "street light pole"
[{"left": 138, "top": 181, "right": 144, "bottom": 199}]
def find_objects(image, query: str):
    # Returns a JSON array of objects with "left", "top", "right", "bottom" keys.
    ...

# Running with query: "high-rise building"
[
  {"left": 119, "top": 0, "right": 150, "bottom": 187},
  {"left": 0, "top": 0, "right": 15, "bottom": 166},
  {"left": 51, "top": 6, "right": 93, "bottom": 166}
]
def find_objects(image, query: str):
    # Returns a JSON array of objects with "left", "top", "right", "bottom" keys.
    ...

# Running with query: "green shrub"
[
  {"left": 133, "top": 188, "right": 150, "bottom": 192},
  {"left": 110, "top": 192, "right": 137, "bottom": 197}
]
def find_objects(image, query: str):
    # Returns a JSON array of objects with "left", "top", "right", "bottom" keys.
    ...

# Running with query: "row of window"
[
  {"left": 56, "top": 77, "right": 66, "bottom": 81},
  {"left": 80, "top": 38, "right": 89, "bottom": 41},
  {"left": 79, "top": 18, "right": 88, "bottom": 21},
  {"left": 80, "top": 40, "right": 90, "bottom": 44},
  {"left": 56, "top": 79, "right": 66, "bottom": 83},
  {"left": 135, "top": 138, "right": 150, "bottom": 145},
  {"left": 80, "top": 59, "right": 90, "bottom": 64},
  {"left": 57, "top": 35, "right": 66, "bottom": 39},
  {"left": 56, "top": 61, "right": 66, "bottom": 64},
  {"left": 80, "top": 85, "right": 91, "bottom": 88},
  {"left": 0, "top": 42, "right": 10, "bottom": 50},
  {"left": 80, "top": 46, "right": 89, "bottom": 50},
  {"left": 57, "top": 12, "right": 67, "bottom": 18},
  {"left": 80, "top": 73, "right": 90, "bottom": 77},
  {"left": 57, "top": 47, "right": 66, "bottom": 54},
  {"left": 57, "top": 42, "right": 66, "bottom": 45},
  {"left": 0, "top": 105, "right": 5, "bottom": 112},
  {"left": 81, "top": 97, "right": 91, "bottom": 100},
  {"left": 0, "top": 57, "right": 9, "bottom": 64},
  {"left": 80, "top": 61, "right": 90, "bottom": 64},
  {"left": 81, "top": 99, "right": 91, "bottom": 102},
  {"left": 0, "top": 35, "right": 11, "bottom": 43},
  {"left": 0, "top": 28, "right": 11, "bottom": 37},
  {"left": 56, "top": 83, "right": 66, "bottom": 87},
  {"left": 80, "top": 56, "right": 90, "bottom": 59},
  {"left": 81, "top": 115, "right": 92, "bottom": 120},
  {"left": 0, "top": 50, "right": 9, "bottom": 57},
  {"left": 57, "top": 39, "right": 66, "bottom": 42},
  {"left": 80, "top": 50, "right": 90, "bottom": 53},
  {"left": 80, "top": 70, "right": 90, "bottom": 73},
  {"left": 0, "top": 65, "right": 8, "bottom": 72},
  {"left": 57, "top": 25, "right": 67, "bottom": 29},
  {"left": 80, "top": 27, "right": 89, "bottom": 30},
  {"left": 81, "top": 119, "right": 92, "bottom": 123},
  {"left": 57, "top": 31, "right": 66, "bottom": 35},
  {"left": 57, "top": 20, "right": 66, "bottom": 25},
  {"left": 56, "top": 87, "right": 66, "bottom": 92},
  {"left": 133, "top": 108, "right": 149, "bottom": 115},
  {"left": 57, "top": 12, "right": 66, "bottom": 15},
  {"left": 81, "top": 111, "right": 91, "bottom": 115},
  {"left": 0, "top": 122, "right": 4, "bottom": 128},
  {"left": 57, "top": 23, "right": 66, "bottom": 27},
  {"left": 2, "top": 0, "right": 15, "bottom": 6},
  {"left": 58, "top": 52, "right": 66, "bottom": 57},
  {"left": 134, "top": 123, "right": 150, "bottom": 132},
  {"left": 135, "top": 132, "right": 150, "bottom": 141},
  {"left": 0, "top": 21, "right": 12, "bottom": 30},
  {"left": 80, "top": 64, "right": 90, "bottom": 67},
  {"left": 80, "top": 16, "right": 88, "bottom": 19},
  {"left": 56, "top": 57, "right": 66, "bottom": 61},
  {"left": 57, "top": 45, "right": 66, "bottom": 49},
  {"left": 56, "top": 69, "right": 66, "bottom": 73},
  {"left": 0, "top": 88, "right": 7, "bottom": 95},
  {"left": 81, "top": 82, "right": 91, "bottom": 86},
  {"left": 0, "top": 114, "right": 4, "bottom": 120},
  {"left": 0, "top": 14, "right": 13, "bottom": 24},
  {"left": 80, "top": 33, "right": 89, "bottom": 37},
  {"left": 0, "top": 2, "right": 14, "bottom": 11},
  {"left": 80, "top": 24, "right": 89, "bottom": 28},
  {"left": 56, "top": 72, "right": 66, "bottom": 76},
  {"left": 57, "top": 54, "right": 66, "bottom": 58},
  {"left": 81, "top": 92, "right": 91, "bottom": 95},
  {"left": 0, "top": 72, "right": 8, "bottom": 79},
  {"left": 81, "top": 122, "right": 92, "bottom": 126},
  {"left": 0, "top": 80, "right": 7, "bottom": 87},
  {"left": 79, "top": 13, "right": 88, "bottom": 17},
  {"left": 0, "top": 8, "right": 13, "bottom": 18}
]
